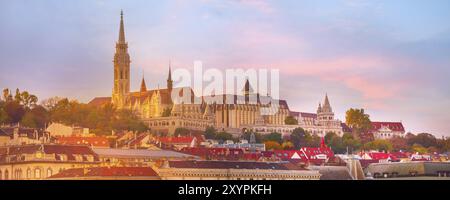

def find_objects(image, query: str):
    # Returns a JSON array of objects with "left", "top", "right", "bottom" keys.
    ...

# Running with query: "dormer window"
[
  {"left": 85, "top": 155, "right": 95, "bottom": 162},
  {"left": 74, "top": 154, "right": 83, "bottom": 162},
  {"left": 58, "top": 154, "right": 68, "bottom": 161}
]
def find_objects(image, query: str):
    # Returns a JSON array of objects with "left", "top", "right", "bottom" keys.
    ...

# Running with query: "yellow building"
[{"left": 0, "top": 144, "right": 100, "bottom": 180}]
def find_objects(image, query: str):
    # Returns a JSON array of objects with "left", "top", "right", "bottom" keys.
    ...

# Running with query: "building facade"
[
  {"left": 0, "top": 144, "right": 100, "bottom": 180},
  {"left": 155, "top": 160, "right": 321, "bottom": 180},
  {"left": 89, "top": 12, "right": 344, "bottom": 138},
  {"left": 370, "top": 122, "right": 405, "bottom": 139}
]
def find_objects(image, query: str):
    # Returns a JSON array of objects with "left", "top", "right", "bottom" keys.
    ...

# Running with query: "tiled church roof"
[{"left": 88, "top": 97, "right": 111, "bottom": 106}]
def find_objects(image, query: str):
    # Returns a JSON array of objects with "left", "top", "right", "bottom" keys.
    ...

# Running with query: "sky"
[{"left": 0, "top": 0, "right": 449, "bottom": 136}]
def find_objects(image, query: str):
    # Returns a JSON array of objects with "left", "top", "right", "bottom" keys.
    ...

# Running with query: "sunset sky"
[{"left": 0, "top": 0, "right": 449, "bottom": 136}]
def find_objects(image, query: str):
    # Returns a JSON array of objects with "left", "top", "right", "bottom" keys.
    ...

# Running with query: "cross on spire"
[{"left": 118, "top": 10, "right": 126, "bottom": 44}]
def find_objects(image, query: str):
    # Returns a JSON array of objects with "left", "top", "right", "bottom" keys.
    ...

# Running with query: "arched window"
[
  {"left": 0, "top": 170, "right": 2, "bottom": 180},
  {"left": 4, "top": 170, "right": 9, "bottom": 180},
  {"left": 47, "top": 168, "right": 53, "bottom": 178},
  {"left": 27, "top": 168, "right": 32, "bottom": 179},
  {"left": 35, "top": 168, "right": 41, "bottom": 179},
  {"left": 18, "top": 169, "right": 23, "bottom": 180}
]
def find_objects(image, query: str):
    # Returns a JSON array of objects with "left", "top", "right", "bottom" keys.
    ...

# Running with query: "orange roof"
[{"left": 159, "top": 136, "right": 195, "bottom": 144}]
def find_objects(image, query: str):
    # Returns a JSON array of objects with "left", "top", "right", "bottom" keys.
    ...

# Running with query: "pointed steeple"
[
  {"left": 322, "top": 93, "right": 332, "bottom": 113},
  {"left": 317, "top": 103, "right": 322, "bottom": 113},
  {"left": 140, "top": 73, "right": 147, "bottom": 93},
  {"left": 118, "top": 10, "right": 126, "bottom": 44},
  {"left": 242, "top": 78, "right": 254, "bottom": 95},
  {"left": 167, "top": 61, "right": 173, "bottom": 90}
]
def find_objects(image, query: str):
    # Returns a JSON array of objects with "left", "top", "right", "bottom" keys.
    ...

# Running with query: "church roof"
[
  {"left": 129, "top": 87, "right": 196, "bottom": 105},
  {"left": 200, "top": 94, "right": 289, "bottom": 109},
  {"left": 88, "top": 97, "right": 111, "bottom": 107},
  {"left": 299, "top": 112, "right": 318, "bottom": 119}
]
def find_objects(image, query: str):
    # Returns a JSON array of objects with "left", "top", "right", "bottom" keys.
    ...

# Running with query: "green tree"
[
  {"left": 14, "top": 88, "right": 21, "bottom": 103},
  {"left": 325, "top": 132, "right": 338, "bottom": 145},
  {"left": 20, "top": 112, "right": 37, "bottom": 128},
  {"left": 215, "top": 132, "right": 234, "bottom": 142},
  {"left": 407, "top": 133, "right": 437, "bottom": 148},
  {"left": 0, "top": 101, "right": 9, "bottom": 124},
  {"left": 3, "top": 101, "right": 25, "bottom": 123},
  {"left": 411, "top": 144, "right": 428, "bottom": 154},
  {"left": 41, "top": 96, "right": 64, "bottom": 112},
  {"left": 290, "top": 128, "right": 310, "bottom": 149},
  {"left": 242, "top": 131, "right": 263, "bottom": 143},
  {"left": 204, "top": 126, "right": 217, "bottom": 139},
  {"left": 26, "top": 105, "right": 50, "bottom": 128},
  {"left": 324, "top": 132, "right": 347, "bottom": 153},
  {"left": 389, "top": 136, "right": 409, "bottom": 152},
  {"left": 342, "top": 133, "right": 362, "bottom": 152},
  {"left": 308, "top": 134, "right": 321, "bottom": 147},
  {"left": 263, "top": 132, "right": 283, "bottom": 143},
  {"left": 2, "top": 89, "right": 12, "bottom": 102},
  {"left": 363, "top": 140, "right": 393, "bottom": 152},
  {"left": 284, "top": 116, "right": 298, "bottom": 125},
  {"left": 345, "top": 108, "right": 372, "bottom": 135}
]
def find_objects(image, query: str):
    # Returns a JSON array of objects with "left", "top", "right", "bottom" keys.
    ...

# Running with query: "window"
[
  {"left": 0, "top": 170, "right": 2, "bottom": 180},
  {"left": 35, "top": 168, "right": 41, "bottom": 179},
  {"left": 47, "top": 168, "right": 53, "bottom": 178},
  {"left": 4, "top": 170, "right": 9, "bottom": 180},
  {"left": 27, "top": 168, "right": 31, "bottom": 179}
]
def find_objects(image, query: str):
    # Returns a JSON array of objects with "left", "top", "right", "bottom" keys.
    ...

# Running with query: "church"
[{"left": 89, "top": 11, "right": 344, "bottom": 136}]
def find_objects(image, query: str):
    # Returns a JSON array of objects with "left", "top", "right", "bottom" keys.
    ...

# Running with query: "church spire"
[
  {"left": 167, "top": 61, "right": 173, "bottom": 90},
  {"left": 140, "top": 73, "right": 147, "bottom": 93},
  {"left": 118, "top": 10, "right": 126, "bottom": 44},
  {"left": 242, "top": 78, "right": 254, "bottom": 95},
  {"left": 112, "top": 10, "right": 131, "bottom": 108}
]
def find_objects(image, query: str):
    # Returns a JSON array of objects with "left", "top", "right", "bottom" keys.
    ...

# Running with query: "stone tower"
[
  {"left": 317, "top": 94, "right": 334, "bottom": 121},
  {"left": 112, "top": 10, "right": 131, "bottom": 108}
]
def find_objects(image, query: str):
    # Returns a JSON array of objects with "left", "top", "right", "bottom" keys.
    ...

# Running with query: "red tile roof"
[
  {"left": 55, "top": 136, "right": 110, "bottom": 148},
  {"left": 128, "top": 133, "right": 149, "bottom": 146},
  {"left": 390, "top": 152, "right": 409, "bottom": 159},
  {"left": 371, "top": 122, "right": 405, "bottom": 132},
  {"left": 273, "top": 147, "right": 334, "bottom": 165},
  {"left": 367, "top": 152, "right": 391, "bottom": 160},
  {"left": 159, "top": 136, "right": 195, "bottom": 144}
]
